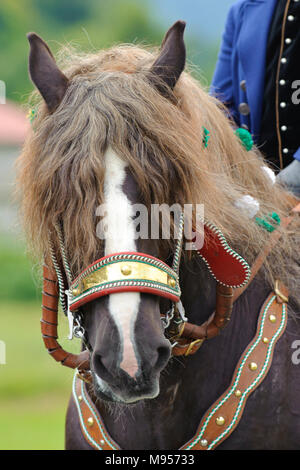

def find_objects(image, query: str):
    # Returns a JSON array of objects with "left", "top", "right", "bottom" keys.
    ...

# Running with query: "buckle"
[
  {"left": 274, "top": 280, "right": 288, "bottom": 304},
  {"left": 77, "top": 370, "right": 92, "bottom": 384},
  {"left": 184, "top": 339, "right": 205, "bottom": 356}
]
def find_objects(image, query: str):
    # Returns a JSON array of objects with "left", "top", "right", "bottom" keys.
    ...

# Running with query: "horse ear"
[
  {"left": 149, "top": 20, "right": 186, "bottom": 94},
  {"left": 27, "top": 33, "right": 69, "bottom": 112}
]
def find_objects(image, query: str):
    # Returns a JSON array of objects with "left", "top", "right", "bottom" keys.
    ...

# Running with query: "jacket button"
[
  {"left": 239, "top": 102, "right": 250, "bottom": 115},
  {"left": 240, "top": 80, "right": 246, "bottom": 92}
]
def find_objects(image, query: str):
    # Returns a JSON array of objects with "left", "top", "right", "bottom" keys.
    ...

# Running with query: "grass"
[
  {"left": 0, "top": 235, "right": 39, "bottom": 301},
  {"left": 0, "top": 300, "right": 82, "bottom": 450}
]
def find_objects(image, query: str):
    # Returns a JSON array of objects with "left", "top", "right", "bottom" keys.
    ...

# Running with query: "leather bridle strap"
[
  {"left": 172, "top": 201, "right": 300, "bottom": 356},
  {"left": 41, "top": 264, "right": 90, "bottom": 370}
]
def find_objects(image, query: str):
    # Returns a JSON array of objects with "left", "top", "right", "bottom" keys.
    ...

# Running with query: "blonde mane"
[{"left": 16, "top": 44, "right": 300, "bottom": 301}]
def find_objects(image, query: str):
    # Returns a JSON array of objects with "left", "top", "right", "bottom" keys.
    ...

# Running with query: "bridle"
[
  {"left": 41, "top": 209, "right": 257, "bottom": 382},
  {"left": 41, "top": 200, "right": 300, "bottom": 383}
]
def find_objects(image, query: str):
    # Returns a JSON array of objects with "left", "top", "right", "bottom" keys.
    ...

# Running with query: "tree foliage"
[{"left": 0, "top": 0, "right": 217, "bottom": 103}]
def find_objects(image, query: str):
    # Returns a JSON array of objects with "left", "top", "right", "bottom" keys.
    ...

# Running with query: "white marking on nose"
[{"left": 103, "top": 147, "right": 140, "bottom": 378}]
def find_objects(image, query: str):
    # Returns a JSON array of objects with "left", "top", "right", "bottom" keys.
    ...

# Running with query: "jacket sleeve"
[
  {"left": 210, "top": 5, "right": 238, "bottom": 121},
  {"left": 294, "top": 147, "right": 300, "bottom": 161}
]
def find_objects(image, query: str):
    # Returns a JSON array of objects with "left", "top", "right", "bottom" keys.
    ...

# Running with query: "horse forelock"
[{"left": 16, "top": 43, "right": 300, "bottom": 305}]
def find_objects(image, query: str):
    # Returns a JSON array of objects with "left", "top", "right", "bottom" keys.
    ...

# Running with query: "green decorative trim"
[
  {"left": 202, "top": 126, "right": 210, "bottom": 148},
  {"left": 71, "top": 279, "right": 180, "bottom": 307},
  {"left": 74, "top": 253, "right": 177, "bottom": 286},
  {"left": 234, "top": 128, "right": 253, "bottom": 151}
]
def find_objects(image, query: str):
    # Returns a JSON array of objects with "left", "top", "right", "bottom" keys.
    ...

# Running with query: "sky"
[{"left": 150, "top": 0, "right": 235, "bottom": 41}]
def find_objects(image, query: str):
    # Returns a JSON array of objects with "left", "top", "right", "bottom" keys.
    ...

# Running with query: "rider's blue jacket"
[{"left": 211, "top": 0, "right": 300, "bottom": 162}]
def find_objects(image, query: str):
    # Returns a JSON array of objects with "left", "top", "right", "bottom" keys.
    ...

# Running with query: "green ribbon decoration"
[
  {"left": 255, "top": 212, "right": 281, "bottom": 233},
  {"left": 202, "top": 126, "right": 210, "bottom": 148},
  {"left": 235, "top": 128, "right": 253, "bottom": 151}
]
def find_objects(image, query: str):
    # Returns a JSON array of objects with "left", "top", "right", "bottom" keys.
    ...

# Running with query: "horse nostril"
[
  {"left": 93, "top": 352, "right": 115, "bottom": 383},
  {"left": 153, "top": 344, "right": 171, "bottom": 373}
]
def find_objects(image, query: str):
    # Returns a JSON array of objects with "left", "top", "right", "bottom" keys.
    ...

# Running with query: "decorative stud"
[
  {"left": 200, "top": 439, "right": 208, "bottom": 447},
  {"left": 235, "top": 389, "right": 242, "bottom": 397},
  {"left": 100, "top": 439, "right": 105, "bottom": 446},
  {"left": 216, "top": 416, "right": 225, "bottom": 426},
  {"left": 168, "top": 278, "right": 176, "bottom": 288},
  {"left": 78, "top": 395, "right": 83, "bottom": 402},
  {"left": 269, "top": 314, "right": 276, "bottom": 323},
  {"left": 121, "top": 265, "right": 132, "bottom": 276},
  {"left": 249, "top": 362, "right": 258, "bottom": 371},
  {"left": 72, "top": 287, "right": 80, "bottom": 296},
  {"left": 87, "top": 417, "right": 94, "bottom": 427},
  {"left": 262, "top": 337, "right": 269, "bottom": 344}
]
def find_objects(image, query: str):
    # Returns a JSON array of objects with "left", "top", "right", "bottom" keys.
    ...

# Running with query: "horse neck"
[{"left": 91, "top": 259, "right": 269, "bottom": 449}]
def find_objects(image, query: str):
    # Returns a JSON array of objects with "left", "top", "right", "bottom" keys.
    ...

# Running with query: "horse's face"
[
  {"left": 81, "top": 147, "right": 172, "bottom": 403},
  {"left": 27, "top": 22, "right": 186, "bottom": 403}
]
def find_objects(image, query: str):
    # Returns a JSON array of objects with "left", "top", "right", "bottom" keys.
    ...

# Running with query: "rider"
[{"left": 211, "top": 0, "right": 300, "bottom": 197}]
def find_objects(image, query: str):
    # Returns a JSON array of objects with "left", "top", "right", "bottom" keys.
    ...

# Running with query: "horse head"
[{"left": 26, "top": 22, "right": 187, "bottom": 404}]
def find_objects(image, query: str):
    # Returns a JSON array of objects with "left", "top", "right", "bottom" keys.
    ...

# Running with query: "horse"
[{"left": 17, "top": 21, "right": 300, "bottom": 450}]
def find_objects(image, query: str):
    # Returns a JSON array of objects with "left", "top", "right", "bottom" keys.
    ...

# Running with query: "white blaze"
[{"left": 103, "top": 147, "right": 140, "bottom": 378}]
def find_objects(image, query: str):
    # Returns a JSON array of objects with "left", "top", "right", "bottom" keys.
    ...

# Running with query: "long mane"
[{"left": 16, "top": 44, "right": 300, "bottom": 304}]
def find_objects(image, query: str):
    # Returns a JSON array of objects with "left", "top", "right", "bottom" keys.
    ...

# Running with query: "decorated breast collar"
[{"left": 72, "top": 284, "right": 288, "bottom": 450}]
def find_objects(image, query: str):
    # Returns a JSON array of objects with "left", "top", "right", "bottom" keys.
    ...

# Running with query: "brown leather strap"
[
  {"left": 174, "top": 202, "right": 300, "bottom": 355},
  {"left": 41, "top": 265, "right": 90, "bottom": 370},
  {"left": 172, "top": 284, "right": 233, "bottom": 356},
  {"left": 73, "top": 374, "right": 120, "bottom": 450},
  {"left": 180, "top": 284, "right": 288, "bottom": 450}
]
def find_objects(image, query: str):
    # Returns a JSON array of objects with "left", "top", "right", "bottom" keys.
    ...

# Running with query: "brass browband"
[{"left": 69, "top": 253, "right": 181, "bottom": 310}]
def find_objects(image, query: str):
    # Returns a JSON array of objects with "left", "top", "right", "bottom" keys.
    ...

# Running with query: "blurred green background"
[{"left": 0, "top": 0, "right": 234, "bottom": 450}]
